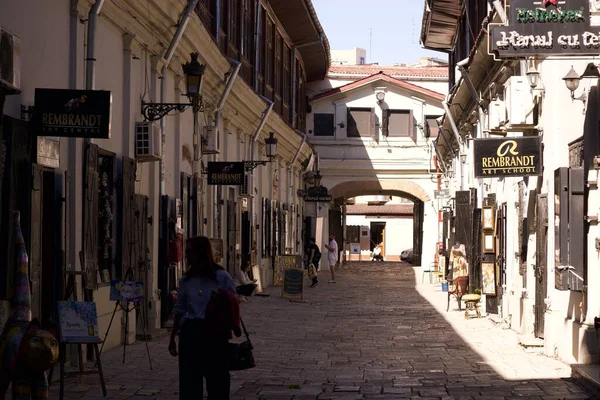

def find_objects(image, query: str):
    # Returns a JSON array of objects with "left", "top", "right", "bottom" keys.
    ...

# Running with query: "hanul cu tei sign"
[
  {"left": 473, "top": 136, "right": 542, "bottom": 178},
  {"left": 489, "top": 0, "right": 598, "bottom": 58},
  {"left": 33, "top": 89, "right": 112, "bottom": 139},
  {"left": 303, "top": 185, "right": 332, "bottom": 202},
  {"left": 207, "top": 162, "right": 244, "bottom": 185}
]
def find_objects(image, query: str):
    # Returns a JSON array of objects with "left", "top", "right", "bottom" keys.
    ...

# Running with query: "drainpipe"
[
  {"left": 248, "top": 98, "right": 274, "bottom": 260},
  {"left": 215, "top": 0, "right": 221, "bottom": 46},
  {"left": 253, "top": 0, "right": 262, "bottom": 91},
  {"left": 488, "top": 0, "right": 508, "bottom": 24},
  {"left": 442, "top": 99, "right": 462, "bottom": 150},
  {"left": 290, "top": 131, "right": 307, "bottom": 168},
  {"left": 214, "top": 59, "right": 242, "bottom": 128},
  {"left": 85, "top": 0, "right": 106, "bottom": 91}
]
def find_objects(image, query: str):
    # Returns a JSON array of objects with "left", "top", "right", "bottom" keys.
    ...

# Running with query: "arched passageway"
[{"left": 322, "top": 179, "right": 433, "bottom": 266}]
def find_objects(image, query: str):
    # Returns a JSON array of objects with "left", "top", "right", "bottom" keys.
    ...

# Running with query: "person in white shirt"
[
  {"left": 235, "top": 262, "right": 257, "bottom": 302},
  {"left": 324, "top": 233, "right": 338, "bottom": 283}
]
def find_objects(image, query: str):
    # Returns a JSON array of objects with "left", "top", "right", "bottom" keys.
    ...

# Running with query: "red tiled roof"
[
  {"left": 346, "top": 204, "right": 414, "bottom": 216},
  {"left": 310, "top": 72, "right": 445, "bottom": 102},
  {"left": 328, "top": 65, "right": 448, "bottom": 79}
]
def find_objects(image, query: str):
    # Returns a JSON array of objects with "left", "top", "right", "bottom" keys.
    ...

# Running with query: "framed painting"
[
  {"left": 209, "top": 238, "right": 224, "bottom": 262},
  {"left": 483, "top": 232, "right": 495, "bottom": 253},
  {"left": 482, "top": 206, "right": 495, "bottom": 231},
  {"left": 482, "top": 262, "right": 496, "bottom": 295}
]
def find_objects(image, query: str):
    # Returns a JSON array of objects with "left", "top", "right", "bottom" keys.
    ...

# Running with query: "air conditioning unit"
[
  {"left": 504, "top": 76, "right": 534, "bottom": 127},
  {"left": 487, "top": 99, "right": 506, "bottom": 130},
  {"left": 135, "top": 121, "right": 162, "bottom": 162},
  {"left": 202, "top": 125, "right": 219, "bottom": 154},
  {"left": 239, "top": 174, "right": 252, "bottom": 198},
  {"left": 0, "top": 27, "right": 21, "bottom": 91}
]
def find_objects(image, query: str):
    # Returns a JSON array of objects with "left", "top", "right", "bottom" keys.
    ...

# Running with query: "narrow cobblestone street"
[{"left": 50, "top": 263, "right": 593, "bottom": 399}]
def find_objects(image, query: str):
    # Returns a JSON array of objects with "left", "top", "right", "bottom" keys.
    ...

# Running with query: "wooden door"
[
  {"left": 29, "top": 163, "right": 43, "bottom": 319},
  {"left": 226, "top": 200, "right": 237, "bottom": 274},
  {"left": 535, "top": 195, "right": 548, "bottom": 338}
]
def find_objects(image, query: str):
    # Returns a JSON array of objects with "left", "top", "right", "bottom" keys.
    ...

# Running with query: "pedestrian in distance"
[
  {"left": 324, "top": 233, "right": 338, "bottom": 283},
  {"left": 168, "top": 236, "right": 241, "bottom": 400},
  {"left": 306, "top": 238, "right": 321, "bottom": 288},
  {"left": 235, "top": 261, "right": 258, "bottom": 302}
]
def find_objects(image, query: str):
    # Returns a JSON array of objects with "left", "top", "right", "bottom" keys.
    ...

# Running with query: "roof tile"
[{"left": 328, "top": 64, "right": 448, "bottom": 78}]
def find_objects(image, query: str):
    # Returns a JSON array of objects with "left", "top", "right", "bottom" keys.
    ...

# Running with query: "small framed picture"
[
  {"left": 209, "top": 238, "right": 224, "bottom": 262},
  {"left": 482, "top": 261, "right": 496, "bottom": 295},
  {"left": 483, "top": 233, "right": 495, "bottom": 253},
  {"left": 482, "top": 206, "right": 495, "bottom": 231},
  {"left": 483, "top": 234, "right": 495, "bottom": 252}
]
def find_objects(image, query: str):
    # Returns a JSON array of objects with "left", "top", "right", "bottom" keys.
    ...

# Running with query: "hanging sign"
[
  {"left": 33, "top": 89, "right": 112, "bottom": 139},
  {"left": 303, "top": 185, "right": 332, "bottom": 202},
  {"left": 207, "top": 162, "right": 244, "bottom": 185},
  {"left": 489, "top": 0, "right": 596, "bottom": 58},
  {"left": 473, "top": 136, "right": 542, "bottom": 178},
  {"left": 434, "top": 189, "right": 451, "bottom": 199}
]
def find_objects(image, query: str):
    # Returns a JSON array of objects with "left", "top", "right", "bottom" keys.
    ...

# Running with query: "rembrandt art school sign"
[
  {"left": 34, "top": 88, "right": 112, "bottom": 139},
  {"left": 473, "top": 136, "right": 542, "bottom": 178},
  {"left": 489, "top": 0, "right": 597, "bottom": 57},
  {"left": 207, "top": 162, "right": 245, "bottom": 185}
]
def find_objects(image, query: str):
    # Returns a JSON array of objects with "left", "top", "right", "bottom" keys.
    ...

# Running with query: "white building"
[
  {"left": 0, "top": 0, "right": 329, "bottom": 352},
  {"left": 421, "top": 0, "right": 600, "bottom": 369},
  {"left": 305, "top": 64, "right": 448, "bottom": 269},
  {"left": 331, "top": 47, "right": 367, "bottom": 66}
]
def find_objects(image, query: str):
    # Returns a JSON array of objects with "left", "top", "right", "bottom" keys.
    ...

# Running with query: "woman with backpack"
[{"left": 168, "top": 236, "right": 241, "bottom": 399}]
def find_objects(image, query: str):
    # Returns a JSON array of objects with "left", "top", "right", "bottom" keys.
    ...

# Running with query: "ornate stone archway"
[{"left": 328, "top": 179, "right": 431, "bottom": 203}]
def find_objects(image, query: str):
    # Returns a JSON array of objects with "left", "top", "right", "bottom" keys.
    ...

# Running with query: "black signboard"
[
  {"left": 473, "top": 136, "right": 542, "bottom": 178},
  {"left": 282, "top": 268, "right": 304, "bottom": 299},
  {"left": 303, "top": 185, "right": 332, "bottom": 202},
  {"left": 207, "top": 162, "right": 244, "bottom": 185},
  {"left": 33, "top": 88, "right": 112, "bottom": 139},
  {"left": 489, "top": 0, "right": 595, "bottom": 58}
]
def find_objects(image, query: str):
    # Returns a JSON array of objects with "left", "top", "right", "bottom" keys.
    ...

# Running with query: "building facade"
[
  {"left": 0, "top": 0, "right": 328, "bottom": 352},
  {"left": 305, "top": 63, "right": 448, "bottom": 269},
  {"left": 421, "top": 0, "right": 600, "bottom": 364}
]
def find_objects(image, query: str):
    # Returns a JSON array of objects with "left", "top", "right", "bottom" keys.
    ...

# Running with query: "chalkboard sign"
[
  {"left": 274, "top": 255, "right": 303, "bottom": 286},
  {"left": 281, "top": 267, "right": 304, "bottom": 300}
]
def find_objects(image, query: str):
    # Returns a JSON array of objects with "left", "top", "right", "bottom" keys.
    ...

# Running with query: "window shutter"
[
  {"left": 370, "top": 108, "right": 376, "bottom": 139},
  {"left": 314, "top": 114, "right": 334, "bottom": 136},
  {"left": 426, "top": 116, "right": 441, "bottom": 138},
  {"left": 84, "top": 143, "right": 99, "bottom": 290},
  {"left": 388, "top": 110, "right": 411, "bottom": 137}
]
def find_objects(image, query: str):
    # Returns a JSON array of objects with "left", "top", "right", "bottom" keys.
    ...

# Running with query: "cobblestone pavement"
[{"left": 50, "top": 262, "right": 593, "bottom": 399}]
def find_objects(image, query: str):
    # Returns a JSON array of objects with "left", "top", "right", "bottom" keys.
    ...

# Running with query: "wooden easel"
[{"left": 56, "top": 252, "right": 107, "bottom": 399}]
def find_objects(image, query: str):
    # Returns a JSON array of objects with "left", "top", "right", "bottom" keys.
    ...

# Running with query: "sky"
[{"left": 311, "top": 0, "right": 447, "bottom": 66}]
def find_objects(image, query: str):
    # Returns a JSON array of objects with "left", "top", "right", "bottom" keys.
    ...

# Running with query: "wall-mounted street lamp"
[
  {"left": 562, "top": 63, "right": 600, "bottom": 111},
  {"left": 141, "top": 53, "right": 206, "bottom": 121},
  {"left": 460, "top": 153, "right": 467, "bottom": 164},
  {"left": 526, "top": 65, "right": 540, "bottom": 89},
  {"left": 244, "top": 132, "right": 278, "bottom": 171},
  {"left": 313, "top": 170, "right": 322, "bottom": 186}
]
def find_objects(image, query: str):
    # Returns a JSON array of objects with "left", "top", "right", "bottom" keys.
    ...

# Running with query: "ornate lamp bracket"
[
  {"left": 244, "top": 161, "right": 268, "bottom": 171},
  {"left": 141, "top": 101, "right": 205, "bottom": 122}
]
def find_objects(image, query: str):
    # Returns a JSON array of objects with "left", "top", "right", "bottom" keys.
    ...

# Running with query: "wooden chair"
[{"left": 446, "top": 276, "right": 469, "bottom": 311}]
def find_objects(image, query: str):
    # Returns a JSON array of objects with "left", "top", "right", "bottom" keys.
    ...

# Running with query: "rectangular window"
[
  {"left": 425, "top": 115, "right": 441, "bottom": 138},
  {"left": 347, "top": 108, "right": 372, "bottom": 138},
  {"left": 283, "top": 44, "right": 291, "bottom": 104},
  {"left": 274, "top": 31, "right": 283, "bottom": 95},
  {"left": 360, "top": 57, "right": 365, "bottom": 64},
  {"left": 228, "top": 0, "right": 239, "bottom": 48},
  {"left": 314, "top": 114, "right": 334, "bottom": 136},
  {"left": 265, "top": 17, "right": 274, "bottom": 86},
  {"left": 386, "top": 110, "right": 413, "bottom": 137},
  {"left": 241, "top": 0, "right": 253, "bottom": 59}
]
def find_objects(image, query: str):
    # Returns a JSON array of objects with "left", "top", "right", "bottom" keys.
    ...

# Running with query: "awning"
[{"left": 420, "top": 0, "right": 463, "bottom": 51}]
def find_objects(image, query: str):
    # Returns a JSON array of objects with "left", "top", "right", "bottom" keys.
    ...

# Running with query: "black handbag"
[{"left": 228, "top": 318, "right": 256, "bottom": 371}]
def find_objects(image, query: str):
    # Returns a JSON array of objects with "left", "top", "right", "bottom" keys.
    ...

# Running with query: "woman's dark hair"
[{"left": 183, "top": 236, "right": 224, "bottom": 279}]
